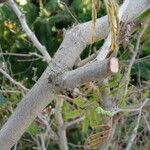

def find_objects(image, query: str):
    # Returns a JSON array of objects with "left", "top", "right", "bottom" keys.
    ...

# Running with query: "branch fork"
[{"left": 0, "top": 0, "right": 149, "bottom": 149}]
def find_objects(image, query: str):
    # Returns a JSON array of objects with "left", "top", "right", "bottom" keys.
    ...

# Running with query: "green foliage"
[
  {"left": 139, "top": 9, "right": 150, "bottom": 21},
  {"left": 82, "top": 115, "right": 90, "bottom": 133},
  {"left": 27, "top": 121, "right": 40, "bottom": 136},
  {"left": 95, "top": 107, "right": 112, "bottom": 116},
  {"left": 23, "top": 3, "right": 38, "bottom": 25},
  {"left": 63, "top": 89, "right": 102, "bottom": 133},
  {"left": 0, "top": 0, "right": 149, "bottom": 149}
]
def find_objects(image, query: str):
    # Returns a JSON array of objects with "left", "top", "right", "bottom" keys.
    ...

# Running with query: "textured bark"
[
  {"left": 0, "top": 0, "right": 149, "bottom": 149},
  {"left": 58, "top": 58, "right": 119, "bottom": 90},
  {"left": 96, "top": 0, "right": 150, "bottom": 61}
]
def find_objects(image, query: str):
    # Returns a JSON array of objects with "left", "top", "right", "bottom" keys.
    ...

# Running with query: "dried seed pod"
[
  {"left": 85, "top": 125, "right": 112, "bottom": 149},
  {"left": 104, "top": 0, "right": 120, "bottom": 56},
  {"left": 92, "top": 0, "right": 100, "bottom": 43}
]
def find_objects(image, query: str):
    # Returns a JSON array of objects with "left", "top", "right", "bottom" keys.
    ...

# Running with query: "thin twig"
[
  {"left": 17, "top": 58, "right": 40, "bottom": 62},
  {"left": 0, "top": 52, "right": 43, "bottom": 59},
  {"left": 75, "top": 51, "right": 98, "bottom": 68},
  {"left": 113, "top": 99, "right": 150, "bottom": 115},
  {"left": 142, "top": 113, "right": 150, "bottom": 132},
  {"left": 125, "top": 99, "right": 149, "bottom": 150},
  {"left": 125, "top": 112, "right": 142, "bottom": 150},
  {"left": 0, "top": 90, "right": 22, "bottom": 93},
  {"left": 39, "top": 135, "right": 46, "bottom": 150},
  {"left": 59, "top": 1, "right": 79, "bottom": 23},
  {"left": 68, "top": 143, "right": 85, "bottom": 149},
  {"left": 6, "top": 0, "right": 51, "bottom": 63},
  {"left": 38, "top": 114, "right": 58, "bottom": 142},
  {"left": 96, "top": 0, "right": 130, "bottom": 61},
  {"left": 55, "top": 99, "right": 68, "bottom": 150},
  {"left": 124, "top": 19, "right": 150, "bottom": 96},
  {"left": 65, "top": 116, "right": 85, "bottom": 129},
  {"left": 0, "top": 68, "right": 28, "bottom": 92}
]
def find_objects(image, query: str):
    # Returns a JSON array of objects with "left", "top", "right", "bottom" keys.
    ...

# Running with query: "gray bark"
[
  {"left": 0, "top": 0, "right": 149, "bottom": 149},
  {"left": 58, "top": 58, "right": 118, "bottom": 90}
]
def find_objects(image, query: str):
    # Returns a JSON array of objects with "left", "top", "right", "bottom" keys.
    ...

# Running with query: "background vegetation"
[{"left": 0, "top": 0, "right": 150, "bottom": 149}]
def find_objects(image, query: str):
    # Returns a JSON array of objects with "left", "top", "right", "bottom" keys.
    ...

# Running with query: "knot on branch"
[{"left": 48, "top": 73, "right": 61, "bottom": 88}]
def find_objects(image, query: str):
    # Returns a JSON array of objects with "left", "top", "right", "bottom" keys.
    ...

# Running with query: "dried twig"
[
  {"left": 125, "top": 99, "right": 149, "bottom": 150},
  {"left": 0, "top": 0, "right": 149, "bottom": 149},
  {"left": 124, "top": 19, "right": 150, "bottom": 96},
  {"left": 0, "top": 68, "right": 28, "bottom": 92},
  {"left": 37, "top": 114, "right": 58, "bottom": 142},
  {"left": 125, "top": 111, "right": 142, "bottom": 150},
  {"left": 113, "top": 99, "right": 150, "bottom": 114},
  {"left": 142, "top": 113, "right": 150, "bottom": 132},
  {"left": 65, "top": 116, "right": 85, "bottom": 129},
  {"left": 0, "top": 52, "right": 43, "bottom": 59},
  {"left": 96, "top": 0, "right": 130, "bottom": 61},
  {"left": 0, "top": 90, "right": 22, "bottom": 93}
]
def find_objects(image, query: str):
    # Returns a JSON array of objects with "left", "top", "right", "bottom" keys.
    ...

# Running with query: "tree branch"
[
  {"left": 125, "top": 99, "right": 149, "bottom": 150},
  {"left": 6, "top": 0, "right": 51, "bottom": 63},
  {"left": 65, "top": 116, "right": 85, "bottom": 129},
  {"left": 96, "top": 0, "right": 150, "bottom": 61},
  {"left": 124, "top": 19, "right": 150, "bottom": 96},
  {"left": 38, "top": 114, "right": 59, "bottom": 142},
  {"left": 0, "top": 0, "right": 149, "bottom": 149},
  {"left": 0, "top": 68, "right": 28, "bottom": 92},
  {"left": 59, "top": 57, "right": 119, "bottom": 90},
  {"left": 55, "top": 99, "right": 68, "bottom": 150},
  {"left": 142, "top": 113, "right": 150, "bottom": 132}
]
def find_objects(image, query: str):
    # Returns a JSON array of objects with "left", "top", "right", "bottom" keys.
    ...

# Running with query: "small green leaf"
[
  {"left": 73, "top": 97, "right": 86, "bottom": 108},
  {"left": 82, "top": 116, "right": 90, "bottom": 133},
  {"left": 27, "top": 122, "right": 39, "bottom": 136},
  {"left": 96, "top": 107, "right": 112, "bottom": 117},
  {"left": 89, "top": 109, "right": 100, "bottom": 128},
  {"left": 64, "top": 109, "right": 83, "bottom": 120}
]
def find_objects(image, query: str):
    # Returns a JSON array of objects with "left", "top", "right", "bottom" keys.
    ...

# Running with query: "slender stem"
[
  {"left": 55, "top": 99, "right": 68, "bottom": 150},
  {"left": 0, "top": 68, "right": 28, "bottom": 92},
  {"left": 7, "top": 0, "right": 51, "bottom": 63}
]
